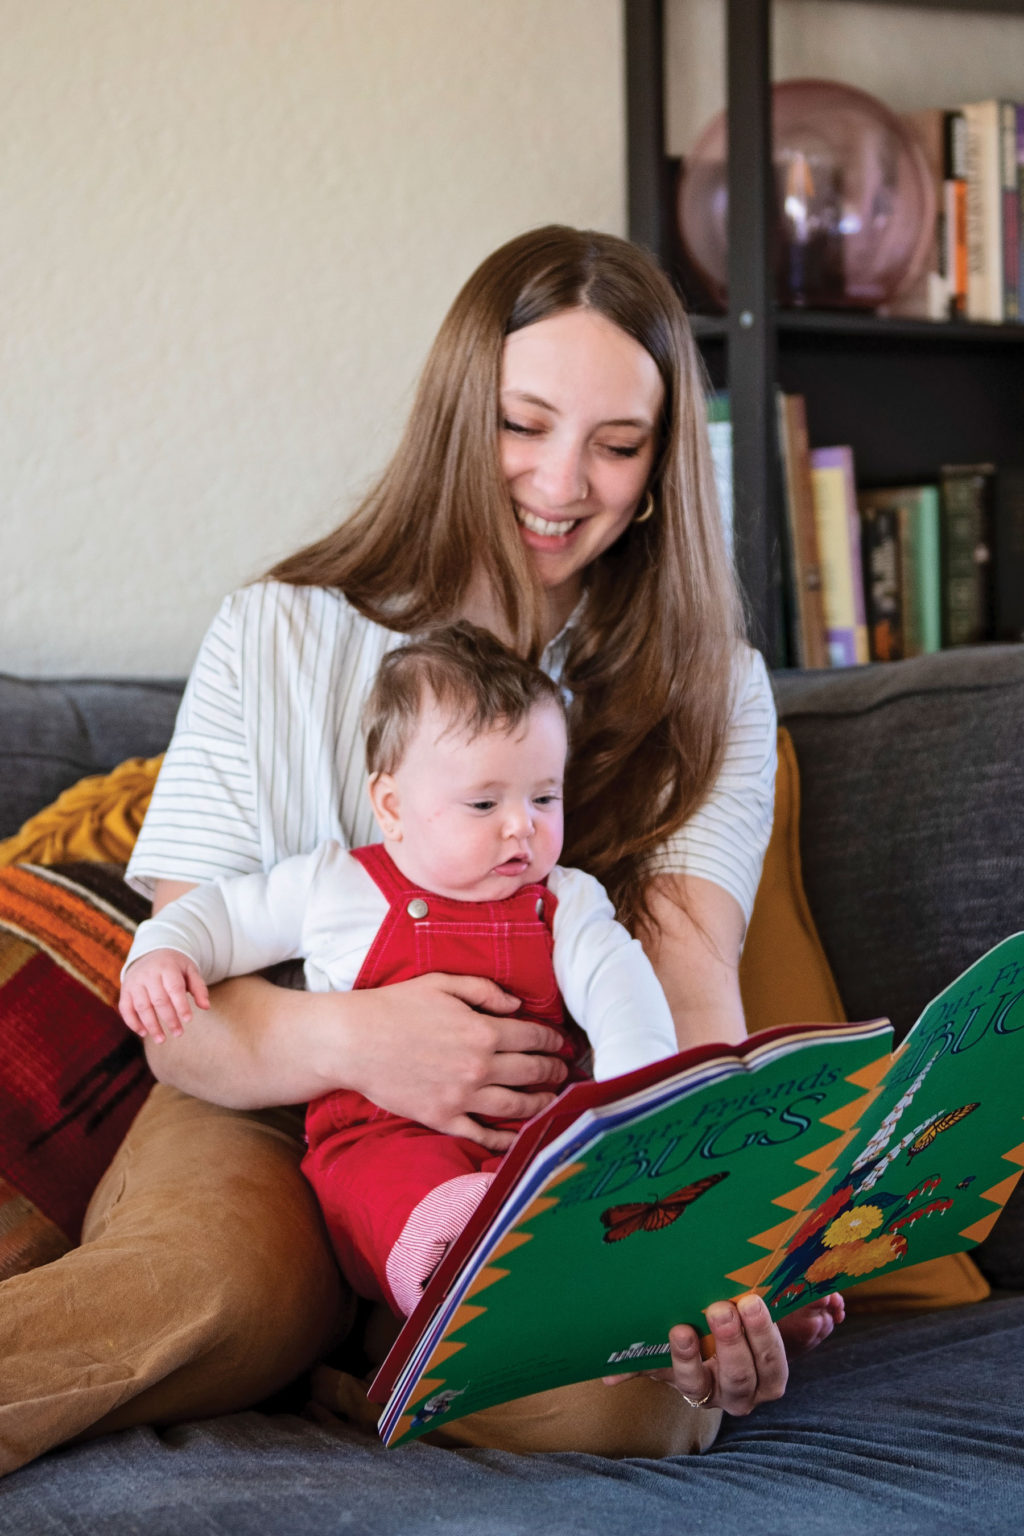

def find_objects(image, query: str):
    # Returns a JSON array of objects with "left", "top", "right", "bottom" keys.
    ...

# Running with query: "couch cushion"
[
  {"left": 0, "top": 861, "right": 152, "bottom": 1275},
  {"left": 3, "top": 1299, "right": 1023, "bottom": 1534},
  {"left": 773, "top": 645, "right": 1024, "bottom": 1042},
  {"left": 774, "top": 645, "right": 1024, "bottom": 1291},
  {"left": 0, "top": 674, "right": 182, "bottom": 841}
]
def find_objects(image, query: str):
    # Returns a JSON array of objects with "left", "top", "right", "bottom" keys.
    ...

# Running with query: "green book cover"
[
  {"left": 858, "top": 485, "right": 941, "bottom": 658},
  {"left": 901, "top": 484, "right": 942, "bottom": 656},
  {"left": 372, "top": 934, "right": 1024, "bottom": 1446}
]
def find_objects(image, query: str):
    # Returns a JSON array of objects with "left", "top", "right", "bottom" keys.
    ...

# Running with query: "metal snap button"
[
  {"left": 535, "top": 897, "right": 545, "bottom": 919},
  {"left": 407, "top": 897, "right": 429, "bottom": 919}
]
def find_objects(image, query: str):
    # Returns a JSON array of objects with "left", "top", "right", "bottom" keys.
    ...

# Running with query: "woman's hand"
[
  {"left": 144, "top": 967, "right": 568, "bottom": 1148},
  {"left": 604, "top": 1291, "right": 843, "bottom": 1415},
  {"left": 338, "top": 971, "right": 569, "bottom": 1152}
]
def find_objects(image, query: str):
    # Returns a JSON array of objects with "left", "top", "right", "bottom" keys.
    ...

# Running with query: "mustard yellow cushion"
[
  {"left": 740, "top": 729, "right": 846, "bottom": 1033},
  {"left": 741, "top": 728, "right": 989, "bottom": 1313}
]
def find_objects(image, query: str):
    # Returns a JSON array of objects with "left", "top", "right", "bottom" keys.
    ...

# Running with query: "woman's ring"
[{"left": 680, "top": 1384, "right": 715, "bottom": 1409}]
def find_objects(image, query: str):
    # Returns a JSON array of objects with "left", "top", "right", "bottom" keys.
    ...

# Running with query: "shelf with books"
[
  {"left": 771, "top": 392, "right": 1024, "bottom": 666},
  {"left": 626, "top": 0, "right": 1024, "bottom": 665}
]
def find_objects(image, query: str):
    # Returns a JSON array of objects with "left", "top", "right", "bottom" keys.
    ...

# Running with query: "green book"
[
  {"left": 858, "top": 485, "right": 942, "bottom": 657},
  {"left": 372, "top": 934, "right": 1024, "bottom": 1445},
  {"left": 939, "top": 464, "right": 997, "bottom": 646}
]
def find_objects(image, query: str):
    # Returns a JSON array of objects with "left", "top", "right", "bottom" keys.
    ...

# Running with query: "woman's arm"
[
  {"left": 144, "top": 882, "right": 568, "bottom": 1149},
  {"left": 641, "top": 872, "right": 747, "bottom": 1049}
]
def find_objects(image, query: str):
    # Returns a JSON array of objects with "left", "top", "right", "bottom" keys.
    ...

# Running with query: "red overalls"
[{"left": 302, "top": 844, "right": 587, "bottom": 1312}]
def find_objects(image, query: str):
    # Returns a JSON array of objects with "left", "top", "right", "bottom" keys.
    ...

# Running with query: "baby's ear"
[{"left": 367, "top": 771, "right": 403, "bottom": 842}]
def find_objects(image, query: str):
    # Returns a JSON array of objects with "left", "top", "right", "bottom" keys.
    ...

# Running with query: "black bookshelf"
[{"left": 625, "top": 0, "right": 1024, "bottom": 664}]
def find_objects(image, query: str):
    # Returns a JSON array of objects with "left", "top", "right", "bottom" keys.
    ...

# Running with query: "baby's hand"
[{"left": 119, "top": 949, "right": 210, "bottom": 1043}]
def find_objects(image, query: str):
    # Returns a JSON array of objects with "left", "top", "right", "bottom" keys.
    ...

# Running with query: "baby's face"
[{"left": 373, "top": 697, "right": 567, "bottom": 902}]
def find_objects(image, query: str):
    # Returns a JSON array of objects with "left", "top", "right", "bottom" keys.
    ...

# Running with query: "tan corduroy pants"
[
  {"left": 0, "top": 1085, "right": 719, "bottom": 1475},
  {"left": 0, "top": 1085, "right": 349, "bottom": 1477}
]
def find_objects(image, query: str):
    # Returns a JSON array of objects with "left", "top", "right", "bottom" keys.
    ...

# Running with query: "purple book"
[{"left": 808, "top": 446, "right": 869, "bottom": 667}]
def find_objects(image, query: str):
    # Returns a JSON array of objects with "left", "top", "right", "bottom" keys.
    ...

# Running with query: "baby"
[{"left": 120, "top": 623, "right": 678, "bottom": 1315}]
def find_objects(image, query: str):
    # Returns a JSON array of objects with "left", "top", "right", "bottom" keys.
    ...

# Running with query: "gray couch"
[{"left": 1, "top": 648, "right": 1023, "bottom": 1535}]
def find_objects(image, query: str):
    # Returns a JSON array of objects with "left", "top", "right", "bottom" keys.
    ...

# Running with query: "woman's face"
[{"left": 500, "top": 307, "right": 664, "bottom": 627}]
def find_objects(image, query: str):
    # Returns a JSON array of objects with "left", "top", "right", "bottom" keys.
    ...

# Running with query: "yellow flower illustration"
[
  {"left": 806, "top": 1232, "right": 906, "bottom": 1283},
  {"left": 822, "top": 1205, "right": 884, "bottom": 1248}
]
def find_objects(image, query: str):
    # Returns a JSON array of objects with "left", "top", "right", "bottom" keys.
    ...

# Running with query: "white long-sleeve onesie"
[{"left": 124, "top": 841, "right": 678, "bottom": 1081}]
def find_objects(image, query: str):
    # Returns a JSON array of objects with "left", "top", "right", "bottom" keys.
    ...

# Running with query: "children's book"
[{"left": 370, "top": 933, "right": 1024, "bottom": 1445}]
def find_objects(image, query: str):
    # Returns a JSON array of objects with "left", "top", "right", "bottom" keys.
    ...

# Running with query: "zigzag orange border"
[
  {"left": 389, "top": 1162, "right": 586, "bottom": 1441},
  {"left": 724, "top": 1052, "right": 891, "bottom": 1290}
]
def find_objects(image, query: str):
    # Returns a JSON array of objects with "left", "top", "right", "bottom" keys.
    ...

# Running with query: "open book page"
[{"left": 372, "top": 933, "right": 1024, "bottom": 1445}]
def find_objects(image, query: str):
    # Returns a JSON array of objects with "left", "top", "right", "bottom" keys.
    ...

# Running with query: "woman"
[{"left": 0, "top": 226, "right": 838, "bottom": 1475}]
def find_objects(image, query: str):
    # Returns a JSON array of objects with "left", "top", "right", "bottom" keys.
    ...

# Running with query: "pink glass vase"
[{"left": 677, "top": 78, "right": 936, "bottom": 311}]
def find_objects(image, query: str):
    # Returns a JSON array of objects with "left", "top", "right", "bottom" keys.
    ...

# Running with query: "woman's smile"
[{"left": 514, "top": 505, "right": 581, "bottom": 542}]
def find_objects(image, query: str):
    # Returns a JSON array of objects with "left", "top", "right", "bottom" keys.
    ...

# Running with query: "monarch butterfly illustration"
[
  {"left": 906, "top": 1103, "right": 979, "bottom": 1163},
  {"left": 600, "top": 1172, "right": 729, "bottom": 1243}
]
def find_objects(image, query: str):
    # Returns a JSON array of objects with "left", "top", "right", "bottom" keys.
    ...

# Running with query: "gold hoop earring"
[{"left": 633, "top": 491, "right": 655, "bottom": 525}]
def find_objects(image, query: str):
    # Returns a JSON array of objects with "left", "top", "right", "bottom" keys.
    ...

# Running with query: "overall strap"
[{"left": 350, "top": 842, "right": 411, "bottom": 903}]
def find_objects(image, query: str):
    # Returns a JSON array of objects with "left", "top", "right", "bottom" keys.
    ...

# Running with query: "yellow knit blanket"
[{"left": 0, "top": 756, "right": 162, "bottom": 868}]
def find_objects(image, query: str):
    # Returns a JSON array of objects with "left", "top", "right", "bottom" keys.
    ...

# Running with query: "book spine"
[
  {"left": 939, "top": 464, "right": 997, "bottom": 645},
  {"left": 962, "top": 101, "right": 1003, "bottom": 322},
  {"left": 946, "top": 110, "right": 969, "bottom": 319},
  {"left": 776, "top": 392, "right": 828, "bottom": 669},
  {"left": 1000, "top": 102, "right": 1020, "bottom": 322},
  {"left": 859, "top": 503, "right": 904, "bottom": 661},
  {"left": 705, "top": 391, "right": 734, "bottom": 561},
  {"left": 893, "top": 486, "right": 943, "bottom": 658},
  {"left": 809, "top": 447, "right": 869, "bottom": 667},
  {"left": 995, "top": 467, "right": 1024, "bottom": 642},
  {"left": 1018, "top": 105, "right": 1024, "bottom": 324}
]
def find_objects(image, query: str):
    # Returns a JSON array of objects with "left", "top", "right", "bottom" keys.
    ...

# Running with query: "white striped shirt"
[{"left": 127, "top": 581, "right": 777, "bottom": 924}]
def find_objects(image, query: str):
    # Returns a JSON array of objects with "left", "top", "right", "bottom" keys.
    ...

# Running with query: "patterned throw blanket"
[{"left": 0, "top": 861, "right": 153, "bottom": 1278}]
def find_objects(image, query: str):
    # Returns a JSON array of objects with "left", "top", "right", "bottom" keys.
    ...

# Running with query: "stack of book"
[
  {"left": 774, "top": 393, "right": 1023, "bottom": 667},
  {"left": 892, "top": 98, "right": 1024, "bottom": 324}
]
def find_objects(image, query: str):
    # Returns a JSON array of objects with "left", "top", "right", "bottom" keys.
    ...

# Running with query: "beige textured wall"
[{"left": 1, "top": 0, "right": 624, "bottom": 676}]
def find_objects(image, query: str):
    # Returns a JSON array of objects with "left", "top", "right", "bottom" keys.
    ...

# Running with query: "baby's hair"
[{"left": 363, "top": 622, "right": 566, "bottom": 777}]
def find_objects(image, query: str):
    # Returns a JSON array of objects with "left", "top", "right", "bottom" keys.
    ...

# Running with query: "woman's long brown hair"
[{"left": 268, "top": 226, "right": 747, "bottom": 933}]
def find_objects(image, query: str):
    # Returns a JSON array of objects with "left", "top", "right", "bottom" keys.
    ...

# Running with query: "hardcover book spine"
[
  {"left": 939, "top": 464, "right": 997, "bottom": 646},
  {"left": 995, "top": 467, "right": 1024, "bottom": 642},
  {"left": 809, "top": 447, "right": 869, "bottom": 667},
  {"left": 1000, "top": 101, "right": 1020, "bottom": 322},
  {"left": 1018, "top": 105, "right": 1024, "bottom": 323},
  {"left": 705, "top": 391, "right": 734, "bottom": 560},
  {"left": 899, "top": 486, "right": 943, "bottom": 657},
  {"left": 946, "top": 110, "right": 969, "bottom": 319},
  {"left": 777, "top": 392, "right": 828, "bottom": 669},
  {"left": 858, "top": 502, "right": 903, "bottom": 661},
  {"left": 962, "top": 100, "right": 1004, "bottom": 322}
]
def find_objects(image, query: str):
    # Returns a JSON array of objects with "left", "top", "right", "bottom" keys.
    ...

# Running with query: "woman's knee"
[{"left": 83, "top": 1084, "right": 349, "bottom": 1360}]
